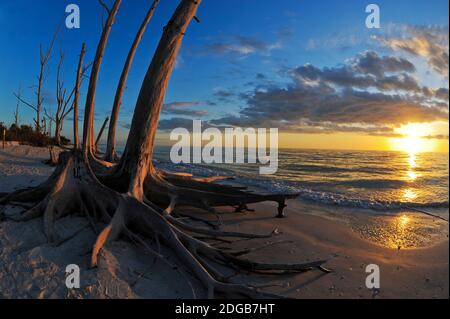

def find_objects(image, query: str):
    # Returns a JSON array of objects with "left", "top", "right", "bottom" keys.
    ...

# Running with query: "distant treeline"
[{"left": 0, "top": 122, "right": 70, "bottom": 147}]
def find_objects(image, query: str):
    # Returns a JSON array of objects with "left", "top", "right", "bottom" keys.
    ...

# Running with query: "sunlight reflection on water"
[
  {"left": 359, "top": 151, "right": 448, "bottom": 248},
  {"left": 351, "top": 212, "right": 448, "bottom": 249}
]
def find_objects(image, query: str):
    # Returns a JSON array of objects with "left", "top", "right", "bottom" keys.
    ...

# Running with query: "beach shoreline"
[{"left": 0, "top": 145, "right": 448, "bottom": 299}]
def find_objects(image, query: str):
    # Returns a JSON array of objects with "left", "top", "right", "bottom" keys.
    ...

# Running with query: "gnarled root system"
[{"left": 1, "top": 150, "right": 329, "bottom": 299}]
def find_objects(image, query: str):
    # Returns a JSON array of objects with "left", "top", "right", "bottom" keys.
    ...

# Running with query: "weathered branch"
[
  {"left": 14, "top": 85, "right": 22, "bottom": 127},
  {"left": 117, "top": 0, "right": 201, "bottom": 199},
  {"left": 73, "top": 43, "right": 87, "bottom": 150},
  {"left": 13, "top": 93, "right": 37, "bottom": 112},
  {"left": 105, "top": 0, "right": 160, "bottom": 162},
  {"left": 83, "top": 0, "right": 122, "bottom": 155},
  {"left": 95, "top": 117, "right": 109, "bottom": 148},
  {"left": 35, "top": 21, "right": 62, "bottom": 133},
  {"left": 54, "top": 49, "right": 65, "bottom": 144},
  {"left": 98, "top": 0, "right": 111, "bottom": 15}
]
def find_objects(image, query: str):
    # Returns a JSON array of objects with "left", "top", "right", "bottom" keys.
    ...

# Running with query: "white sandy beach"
[{"left": 0, "top": 145, "right": 448, "bottom": 299}]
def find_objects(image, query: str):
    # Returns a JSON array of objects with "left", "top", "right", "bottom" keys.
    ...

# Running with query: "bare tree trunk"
[
  {"left": 42, "top": 118, "right": 47, "bottom": 136},
  {"left": 14, "top": 85, "right": 21, "bottom": 127},
  {"left": 95, "top": 117, "right": 109, "bottom": 149},
  {"left": 55, "top": 120, "right": 62, "bottom": 145},
  {"left": 36, "top": 25, "right": 61, "bottom": 133},
  {"left": 117, "top": 0, "right": 201, "bottom": 200},
  {"left": 48, "top": 117, "right": 53, "bottom": 138},
  {"left": 83, "top": 0, "right": 122, "bottom": 156},
  {"left": 73, "top": 43, "right": 86, "bottom": 150},
  {"left": 36, "top": 68, "right": 43, "bottom": 132},
  {"left": 54, "top": 50, "right": 65, "bottom": 146},
  {"left": 105, "top": 0, "right": 160, "bottom": 162}
]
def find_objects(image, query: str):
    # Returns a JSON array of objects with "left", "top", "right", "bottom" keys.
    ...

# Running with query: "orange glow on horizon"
[{"left": 153, "top": 122, "right": 449, "bottom": 153}]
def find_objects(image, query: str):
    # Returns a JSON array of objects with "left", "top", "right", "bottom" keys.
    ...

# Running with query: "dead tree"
[
  {"left": 42, "top": 47, "right": 90, "bottom": 167},
  {"left": 13, "top": 25, "right": 61, "bottom": 133},
  {"left": 36, "top": 25, "right": 61, "bottom": 133},
  {"left": 0, "top": 0, "right": 328, "bottom": 299},
  {"left": 55, "top": 51, "right": 66, "bottom": 142},
  {"left": 53, "top": 50, "right": 72, "bottom": 145},
  {"left": 14, "top": 85, "right": 21, "bottom": 127},
  {"left": 73, "top": 43, "right": 87, "bottom": 150},
  {"left": 104, "top": 0, "right": 160, "bottom": 162},
  {"left": 41, "top": 118, "right": 47, "bottom": 136}
]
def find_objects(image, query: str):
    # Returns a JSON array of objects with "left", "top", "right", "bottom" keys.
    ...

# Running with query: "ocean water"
[
  {"left": 152, "top": 146, "right": 449, "bottom": 213},
  {"left": 107, "top": 144, "right": 448, "bottom": 248}
]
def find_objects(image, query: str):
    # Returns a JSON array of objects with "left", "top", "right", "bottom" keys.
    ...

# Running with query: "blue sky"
[{"left": 0, "top": 0, "right": 448, "bottom": 148}]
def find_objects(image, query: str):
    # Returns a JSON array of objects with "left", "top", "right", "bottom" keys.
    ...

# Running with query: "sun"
[{"left": 389, "top": 123, "right": 436, "bottom": 154}]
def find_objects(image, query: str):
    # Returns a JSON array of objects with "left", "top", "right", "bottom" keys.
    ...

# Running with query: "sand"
[{"left": 0, "top": 145, "right": 448, "bottom": 299}]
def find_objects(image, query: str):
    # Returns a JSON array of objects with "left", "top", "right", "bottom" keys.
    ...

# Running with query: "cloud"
[
  {"left": 423, "top": 134, "right": 449, "bottom": 140},
  {"left": 373, "top": 25, "right": 449, "bottom": 77},
  {"left": 157, "top": 117, "right": 214, "bottom": 131},
  {"left": 213, "top": 89, "right": 234, "bottom": 101},
  {"left": 210, "top": 51, "right": 449, "bottom": 136},
  {"left": 434, "top": 88, "right": 449, "bottom": 101},
  {"left": 204, "top": 35, "right": 282, "bottom": 57},
  {"left": 354, "top": 51, "right": 416, "bottom": 77},
  {"left": 212, "top": 88, "right": 447, "bottom": 127},
  {"left": 162, "top": 101, "right": 208, "bottom": 117},
  {"left": 256, "top": 73, "right": 266, "bottom": 80},
  {"left": 158, "top": 117, "right": 194, "bottom": 131},
  {"left": 291, "top": 51, "right": 421, "bottom": 93}
]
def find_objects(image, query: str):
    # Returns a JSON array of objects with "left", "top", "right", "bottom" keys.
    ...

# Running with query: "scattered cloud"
[
  {"left": 209, "top": 50, "right": 448, "bottom": 137},
  {"left": 204, "top": 35, "right": 282, "bottom": 57},
  {"left": 163, "top": 101, "right": 208, "bottom": 117},
  {"left": 256, "top": 73, "right": 266, "bottom": 80},
  {"left": 291, "top": 51, "right": 422, "bottom": 93},
  {"left": 158, "top": 117, "right": 211, "bottom": 131},
  {"left": 213, "top": 89, "right": 234, "bottom": 102},
  {"left": 423, "top": 134, "right": 449, "bottom": 140},
  {"left": 373, "top": 25, "right": 449, "bottom": 77}
]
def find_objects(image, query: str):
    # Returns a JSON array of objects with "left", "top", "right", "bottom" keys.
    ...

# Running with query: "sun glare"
[{"left": 389, "top": 123, "right": 437, "bottom": 154}]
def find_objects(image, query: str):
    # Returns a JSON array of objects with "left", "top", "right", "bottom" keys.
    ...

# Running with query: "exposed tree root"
[
  {"left": 142, "top": 171, "right": 298, "bottom": 219},
  {"left": 2, "top": 151, "right": 118, "bottom": 239},
  {"left": 93, "top": 196, "right": 328, "bottom": 298},
  {"left": 0, "top": 150, "right": 329, "bottom": 299},
  {"left": 99, "top": 166, "right": 296, "bottom": 220},
  {"left": 0, "top": 154, "right": 69, "bottom": 205},
  {"left": 97, "top": 156, "right": 296, "bottom": 219}
]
